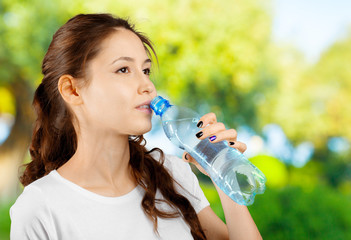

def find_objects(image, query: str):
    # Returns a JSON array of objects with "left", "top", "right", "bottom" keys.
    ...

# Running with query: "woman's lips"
[{"left": 136, "top": 104, "right": 152, "bottom": 114}]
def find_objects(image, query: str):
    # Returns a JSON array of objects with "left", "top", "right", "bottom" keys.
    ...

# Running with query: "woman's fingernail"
[
  {"left": 196, "top": 131, "right": 203, "bottom": 138},
  {"left": 197, "top": 121, "right": 203, "bottom": 128},
  {"left": 230, "top": 141, "right": 235, "bottom": 145},
  {"left": 209, "top": 136, "right": 217, "bottom": 142},
  {"left": 185, "top": 154, "right": 188, "bottom": 160}
]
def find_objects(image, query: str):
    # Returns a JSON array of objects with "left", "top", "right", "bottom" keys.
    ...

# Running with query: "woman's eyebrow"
[{"left": 110, "top": 57, "right": 151, "bottom": 65}]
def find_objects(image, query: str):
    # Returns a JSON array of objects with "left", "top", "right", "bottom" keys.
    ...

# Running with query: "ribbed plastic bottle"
[{"left": 150, "top": 96, "right": 266, "bottom": 205}]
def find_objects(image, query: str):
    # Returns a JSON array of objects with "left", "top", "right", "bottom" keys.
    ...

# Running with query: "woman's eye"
[
  {"left": 143, "top": 68, "right": 151, "bottom": 75},
  {"left": 116, "top": 67, "right": 129, "bottom": 73}
]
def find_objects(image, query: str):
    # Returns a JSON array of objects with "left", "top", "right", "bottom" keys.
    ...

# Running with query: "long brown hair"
[{"left": 20, "top": 13, "right": 206, "bottom": 239}]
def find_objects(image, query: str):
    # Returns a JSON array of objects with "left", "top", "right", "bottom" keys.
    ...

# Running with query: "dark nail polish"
[
  {"left": 185, "top": 154, "right": 188, "bottom": 160},
  {"left": 196, "top": 131, "right": 203, "bottom": 138},
  {"left": 230, "top": 141, "right": 235, "bottom": 145},
  {"left": 197, "top": 121, "right": 203, "bottom": 128},
  {"left": 210, "top": 136, "right": 217, "bottom": 142}
]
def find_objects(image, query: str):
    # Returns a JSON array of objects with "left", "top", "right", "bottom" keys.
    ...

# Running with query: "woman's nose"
[{"left": 138, "top": 73, "right": 155, "bottom": 95}]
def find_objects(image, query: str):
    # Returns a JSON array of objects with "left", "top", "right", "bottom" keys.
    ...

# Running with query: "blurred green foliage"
[
  {"left": 258, "top": 36, "right": 351, "bottom": 149},
  {"left": 0, "top": 201, "right": 13, "bottom": 240},
  {"left": 1, "top": 1, "right": 350, "bottom": 147},
  {"left": 1, "top": 0, "right": 351, "bottom": 239},
  {"left": 251, "top": 155, "right": 289, "bottom": 188},
  {"left": 250, "top": 186, "right": 351, "bottom": 239},
  {"left": 201, "top": 183, "right": 351, "bottom": 239}
]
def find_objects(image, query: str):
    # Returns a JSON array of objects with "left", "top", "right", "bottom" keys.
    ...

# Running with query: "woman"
[{"left": 10, "top": 13, "right": 262, "bottom": 240}]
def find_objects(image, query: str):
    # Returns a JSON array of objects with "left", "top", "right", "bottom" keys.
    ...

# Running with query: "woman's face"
[{"left": 77, "top": 28, "right": 157, "bottom": 136}]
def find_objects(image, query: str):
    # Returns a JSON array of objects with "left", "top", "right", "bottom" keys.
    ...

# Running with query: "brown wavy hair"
[{"left": 20, "top": 13, "right": 206, "bottom": 239}]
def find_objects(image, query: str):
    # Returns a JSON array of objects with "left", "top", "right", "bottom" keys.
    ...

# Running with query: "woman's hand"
[{"left": 182, "top": 112, "right": 247, "bottom": 176}]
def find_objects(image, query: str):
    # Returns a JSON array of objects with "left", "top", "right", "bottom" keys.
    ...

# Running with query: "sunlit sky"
[{"left": 272, "top": 0, "right": 351, "bottom": 63}]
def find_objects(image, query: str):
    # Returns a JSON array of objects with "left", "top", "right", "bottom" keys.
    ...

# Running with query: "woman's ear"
[{"left": 58, "top": 75, "right": 83, "bottom": 105}]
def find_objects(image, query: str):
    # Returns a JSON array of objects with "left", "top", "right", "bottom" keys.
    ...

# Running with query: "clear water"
[{"left": 162, "top": 116, "right": 266, "bottom": 206}]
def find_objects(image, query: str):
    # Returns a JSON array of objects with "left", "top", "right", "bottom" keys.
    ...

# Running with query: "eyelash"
[
  {"left": 144, "top": 68, "right": 151, "bottom": 75},
  {"left": 116, "top": 67, "right": 151, "bottom": 75}
]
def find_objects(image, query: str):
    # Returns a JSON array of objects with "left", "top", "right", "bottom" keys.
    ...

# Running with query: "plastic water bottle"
[{"left": 150, "top": 96, "right": 266, "bottom": 206}]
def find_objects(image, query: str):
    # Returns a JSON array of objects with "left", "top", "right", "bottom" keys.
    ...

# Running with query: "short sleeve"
[
  {"left": 10, "top": 185, "right": 53, "bottom": 240},
  {"left": 163, "top": 154, "right": 210, "bottom": 214}
]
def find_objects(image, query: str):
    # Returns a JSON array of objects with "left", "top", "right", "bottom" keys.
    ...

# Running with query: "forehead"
[{"left": 97, "top": 28, "right": 148, "bottom": 61}]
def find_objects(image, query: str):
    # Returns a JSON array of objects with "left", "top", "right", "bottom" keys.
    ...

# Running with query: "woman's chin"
[{"left": 132, "top": 124, "right": 152, "bottom": 136}]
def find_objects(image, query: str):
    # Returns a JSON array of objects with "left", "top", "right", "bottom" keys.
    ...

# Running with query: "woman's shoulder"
[
  {"left": 10, "top": 171, "right": 57, "bottom": 218},
  {"left": 152, "top": 152, "right": 210, "bottom": 213},
  {"left": 10, "top": 173, "right": 58, "bottom": 239},
  {"left": 10, "top": 184, "right": 44, "bottom": 215},
  {"left": 10, "top": 185, "right": 48, "bottom": 231},
  {"left": 19, "top": 171, "right": 58, "bottom": 197},
  {"left": 164, "top": 154, "right": 192, "bottom": 175},
  {"left": 150, "top": 150, "right": 191, "bottom": 175},
  {"left": 150, "top": 151, "right": 195, "bottom": 187}
]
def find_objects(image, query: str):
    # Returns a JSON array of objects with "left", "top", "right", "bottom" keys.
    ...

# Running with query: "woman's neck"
[{"left": 57, "top": 132, "right": 137, "bottom": 197}]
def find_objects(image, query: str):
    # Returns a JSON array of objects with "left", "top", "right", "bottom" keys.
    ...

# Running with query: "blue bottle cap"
[{"left": 150, "top": 96, "right": 172, "bottom": 116}]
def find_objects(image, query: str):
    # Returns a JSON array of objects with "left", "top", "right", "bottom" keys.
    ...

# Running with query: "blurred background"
[{"left": 1, "top": 0, "right": 351, "bottom": 239}]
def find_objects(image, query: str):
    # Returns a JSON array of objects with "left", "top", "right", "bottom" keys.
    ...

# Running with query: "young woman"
[{"left": 10, "top": 13, "right": 262, "bottom": 240}]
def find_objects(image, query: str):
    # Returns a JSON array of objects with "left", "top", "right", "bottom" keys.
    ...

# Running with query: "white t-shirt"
[{"left": 10, "top": 154, "right": 210, "bottom": 240}]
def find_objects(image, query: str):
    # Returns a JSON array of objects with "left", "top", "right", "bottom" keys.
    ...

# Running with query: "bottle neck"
[{"left": 150, "top": 96, "right": 172, "bottom": 117}]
